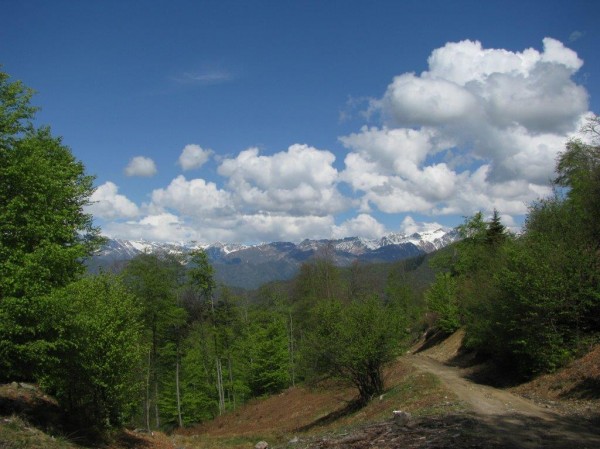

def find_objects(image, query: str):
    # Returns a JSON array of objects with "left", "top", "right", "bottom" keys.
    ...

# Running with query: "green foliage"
[
  {"left": 0, "top": 74, "right": 102, "bottom": 301},
  {"left": 179, "top": 329, "right": 220, "bottom": 424},
  {"left": 385, "top": 266, "right": 422, "bottom": 328},
  {"left": 188, "top": 249, "right": 216, "bottom": 299},
  {"left": 0, "top": 296, "right": 58, "bottom": 380},
  {"left": 486, "top": 209, "right": 508, "bottom": 246},
  {"left": 122, "top": 253, "right": 186, "bottom": 336},
  {"left": 453, "top": 212, "right": 492, "bottom": 275},
  {"left": 41, "top": 274, "right": 146, "bottom": 429},
  {"left": 0, "top": 71, "right": 37, "bottom": 145},
  {"left": 121, "top": 253, "right": 188, "bottom": 429},
  {"left": 304, "top": 296, "right": 405, "bottom": 404},
  {"left": 0, "top": 71, "right": 102, "bottom": 382},
  {"left": 243, "top": 313, "right": 290, "bottom": 396},
  {"left": 555, "top": 135, "right": 600, "bottom": 248},
  {"left": 425, "top": 273, "right": 459, "bottom": 334},
  {"left": 490, "top": 239, "right": 572, "bottom": 373}
]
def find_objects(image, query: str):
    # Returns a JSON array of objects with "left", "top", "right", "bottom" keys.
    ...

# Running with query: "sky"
[{"left": 1, "top": 0, "right": 598, "bottom": 244}]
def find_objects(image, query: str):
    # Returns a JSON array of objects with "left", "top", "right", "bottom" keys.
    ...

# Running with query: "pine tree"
[{"left": 486, "top": 209, "right": 507, "bottom": 246}]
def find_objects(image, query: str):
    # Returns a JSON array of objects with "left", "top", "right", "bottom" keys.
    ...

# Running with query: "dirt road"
[{"left": 407, "top": 354, "right": 600, "bottom": 449}]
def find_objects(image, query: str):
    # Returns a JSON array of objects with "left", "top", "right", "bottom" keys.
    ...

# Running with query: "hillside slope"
[
  {"left": 174, "top": 331, "right": 600, "bottom": 449},
  {"left": 4, "top": 333, "right": 599, "bottom": 449},
  {"left": 0, "top": 383, "right": 174, "bottom": 449}
]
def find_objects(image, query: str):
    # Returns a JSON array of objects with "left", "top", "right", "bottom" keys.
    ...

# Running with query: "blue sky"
[{"left": 1, "top": 0, "right": 598, "bottom": 244}]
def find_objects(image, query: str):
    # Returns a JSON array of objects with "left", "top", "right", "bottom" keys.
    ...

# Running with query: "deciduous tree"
[
  {"left": 0, "top": 71, "right": 103, "bottom": 381},
  {"left": 42, "top": 274, "right": 145, "bottom": 431}
]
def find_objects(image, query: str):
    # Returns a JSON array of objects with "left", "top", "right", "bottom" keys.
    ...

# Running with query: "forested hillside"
[
  {"left": 425, "top": 117, "right": 600, "bottom": 378},
  {"left": 1, "top": 68, "right": 599, "bottom": 448}
]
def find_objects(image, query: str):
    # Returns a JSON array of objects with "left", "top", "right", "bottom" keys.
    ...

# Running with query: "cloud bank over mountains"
[{"left": 88, "top": 38, "right": 592, "bottom": 244}]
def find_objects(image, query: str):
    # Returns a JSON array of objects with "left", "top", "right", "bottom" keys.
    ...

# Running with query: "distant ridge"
[{"left": 89, "top": 229, "right": 459, "bottom": 289}]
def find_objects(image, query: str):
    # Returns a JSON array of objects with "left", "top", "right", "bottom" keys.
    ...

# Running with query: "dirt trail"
[{"left": 407, "top": 354, "right": 600, "bottom": 448}]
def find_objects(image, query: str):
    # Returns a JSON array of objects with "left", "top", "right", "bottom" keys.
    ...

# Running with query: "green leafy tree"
[
  {"left": 425, "top": 272, "right": 460, "bottom": 334},
  {"left": 41, "top": 274, "right": 146, "bottom": 431},
  {"left": 121, "top": 252, "right": 186, "bottom": 430},
  {"left": 0, "top": 71, "right": 36, "bottom": 146},
  {"left": 555, "top": 134, "right": 600, "bottom": 249},
  {"left": 244, "top": 312, "right": 291, "bottom": 396},
  {"left": 385, "top": 266, "right": 421, "bottom": 329},
  {"left": 490, "top": 235, "right": 580, "bottom": 374},
  {"left": 188, "top": 249, "right": 216, "bottom": 300},
  {"left": 0, "top": 71, "right": 103, "bottom": 381},
  {"left": 304, "top": 296, "right": 405, "bottom": 405},
  {"left": 179, "top": 327, "right": 220, "bottom": 424},
  {"left": 429, "top": 211, "right": 511, "bottom": 351}
]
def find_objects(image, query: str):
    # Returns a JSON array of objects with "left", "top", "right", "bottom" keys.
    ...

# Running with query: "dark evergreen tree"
[{"left": 486, "top": 209, "right": 507, "bottom": 246}]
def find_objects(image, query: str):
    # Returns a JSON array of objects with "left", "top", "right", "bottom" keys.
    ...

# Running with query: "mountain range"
[{"left": 89, "top": 229, "right": 459, "bottom": 290}]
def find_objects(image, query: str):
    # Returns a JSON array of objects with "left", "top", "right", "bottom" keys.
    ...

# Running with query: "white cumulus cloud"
[
  {"left": 125, "top": 156, "right": 157, "bottom": 177},
  {"left": 87, "top": 182, "right": 139, "bottom": 219},
  {"left": 150, "top": 175, "right": 232, "bottom": 218},
  {"left": 218, "top": 144, "right": 349, "bottom": 216},
  {"left": 332, "top": 214, "right": 386, "bottom": 239},
  {"left": 102, "top": 213, "right": 198, "bottom": 242},
  {"left": 178, "top": 144, "right": 213, "bottom": 171},
  {"left": 342, "top": 37, "right": 590, "bottom": 222},
  {"left": 399, "top": 216, "right": 446, "bottom": 235}
]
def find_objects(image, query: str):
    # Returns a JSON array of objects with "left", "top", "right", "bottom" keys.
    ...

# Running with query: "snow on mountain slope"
[
  {"left": 91, "top": 229, "right": 459, "bottom": 289},
  {"left": 97, "top": 229, "right": 458, "bottom": 262}
]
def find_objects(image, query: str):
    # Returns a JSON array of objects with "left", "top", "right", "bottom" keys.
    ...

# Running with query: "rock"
[
  {"left": 255, "top": 441, "right": 269, "bottom": 449},
  {"left": 289, "top": 436, "right": 299, "bottom": 444},
  {"left": 337, "top": 434, "right": 365, "bottom": 444},
  {"left": 392, "top": 410, "right": 413, "bottom": 428}
]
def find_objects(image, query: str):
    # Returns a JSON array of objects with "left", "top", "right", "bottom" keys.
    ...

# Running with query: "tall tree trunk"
[
  {"left": 154, "top": 380, "right": 160, "bottom": 429},
  {"left": 216, "top": 357, "right": 225, "bottom": 415},
  {"left": 289, "top": 312, "right": 295, "bottom": 387},
  {"left": 176, "top": 347, "right": 183, "bottom": 428},
  {"left": 152, "top": 322, "right": 160, "bottom": 429},
  {"left": 228, "top": 355, "right": 235, "bottom": 409},
  {"left": 210, "top": 294, "right": 226, "bottom": 415},
  {"left": 145, "top": 349, "right": 151, "bottom": 432}
]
